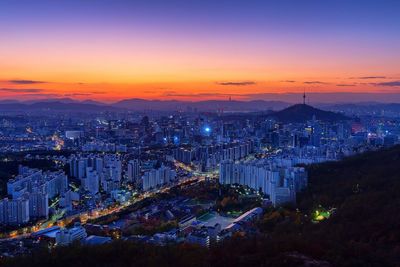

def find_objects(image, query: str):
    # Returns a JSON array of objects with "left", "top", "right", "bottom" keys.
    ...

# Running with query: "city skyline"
[
  {"left": 0, "top": 2, "right": 399, "bottom": 266},
  {"left": 1, "top": 0, "right": 400, "bottom": 102}
]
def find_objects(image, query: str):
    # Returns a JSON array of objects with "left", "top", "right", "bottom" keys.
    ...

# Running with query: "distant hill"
[
  {"left": 113, "top": 98, "right": 184, "bottom": 110},
  {"left": 0, "top": 101, "right": 121, "bottom": 113},
  {"left": 113, "top": 99, "right": 290, "bottom": 112},
  {"left": 323, "top": 102, "right": 400, "bottom": 116},
  {"left": 0, "top": 99, "right": 289, "bottom": 113},
  {"left": 23, "top": 98, "right": 79, "bottom": 104},
  {"left": 2, "top": 99, "right": 396, "bottom": 116},
  {"left": 80, "top": 99, "right": 108, "bottom": 106},
  {"left": 269, "top": 104, "right": 349, "bottom": 122},
  {"left": 0, "top": 99, "right": 20, "bottom": 104}
]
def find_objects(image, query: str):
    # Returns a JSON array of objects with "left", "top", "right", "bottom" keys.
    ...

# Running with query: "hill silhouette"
[
  {"left": 113, "top": 99, "right": 289, "bottom": 112},
  {"left": 0, "top": 99, "right": 289, "bottom": 113},
  {"left": 270, "top": 104, "right": 349, "bottom": 122},
  {"left": 0, "top": 101, "right": 120, "bottom": 113}
]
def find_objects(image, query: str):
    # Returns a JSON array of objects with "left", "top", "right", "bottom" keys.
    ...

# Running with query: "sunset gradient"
[{"left": 1, "top": 0, "right": 400, "bottom": 102}]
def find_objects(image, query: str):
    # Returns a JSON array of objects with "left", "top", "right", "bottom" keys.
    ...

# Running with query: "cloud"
[
  {"left": 374, "top": 81, "right": 400, "bottom": 87},
  {"left": 0, "top": 88, "right": 45, "bottom": 93},
  {"left": 162, "top": 91, "right": 238, "bottom": 98},
  {"left": 62, "top": 91, "right": 106, "bottom": 97},
  {"left": 91, "top": 91, "right": 106, "bottom": 94},
  {"left": 303, "top": 81, "right": 328, "bottom": 85},
  {"left": 17, "top": 93, "right": 61, "bottom": 98},
  {"left": 216, "top": 81, "right": 256, "bottom": 86},
  {"left": 63, "top": 93, "right": 93, "bottom": 97},
  {"left": 350, "top": 76, "right": 386, "bottom": 79},
  {"left": 162, "top": 90, "right": 178, "bottom": 95},
  {"left": 8, "top": 79, "right": 47, "bottom": 84},
  {"left": 336, "top": 84, "right": 356, "bottom": 87},
  {"left": 281, "top": 80, "right": 296, "bottom": 83},
  {"left": 143, "top": 90, "right": 157, "bottom": 94}
]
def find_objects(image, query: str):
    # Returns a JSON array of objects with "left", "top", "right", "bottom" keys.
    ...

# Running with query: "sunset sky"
[{"left": 1, "top": 0, "right": 400, "bottom": 103}]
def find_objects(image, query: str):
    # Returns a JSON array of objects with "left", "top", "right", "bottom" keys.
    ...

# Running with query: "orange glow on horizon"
[{"left": 1, "top": 75, "right": 398, "bottom": 102}]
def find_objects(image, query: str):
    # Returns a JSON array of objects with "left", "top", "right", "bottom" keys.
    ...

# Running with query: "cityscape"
[{"left": 0, "top": 1, "right": 400, "bottom": 267}]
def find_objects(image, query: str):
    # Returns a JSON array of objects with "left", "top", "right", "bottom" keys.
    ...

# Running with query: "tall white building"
[
  {"left": 70, "top": 156, "right": 104, "bottom": 179},
  {"left": 142, "top": 166, "right": 176, "bottom": 191},
  {"left": 44, "top": 171, "right": 68, "bottom": 198},
  {"left": 0, "top": 198, "right": 30, "bottom": 224},
  {"left": 3, "top": 167, "right": 69, "bottom": 225},
  {"left": 219, "top": 160, "right": 305, "bottom": 206},
  {"left": 82, "top": 167, "right": 99, "bottom": 194},
  {"left": 127, "top": 159, "right": 140, "bottom": 183},
  {"left": 27, "top": 192, "right": 49, "bottom": 219},
  {"left": 7, "top": 168, "right": 42, "bottom": 199},
  {"left": 103, "top": 155, "right": 122, "bottom": 182}
]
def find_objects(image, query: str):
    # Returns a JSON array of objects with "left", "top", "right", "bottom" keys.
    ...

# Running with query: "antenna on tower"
[{"left": 303, "top": 89, "right": 306, "bottom": 105}]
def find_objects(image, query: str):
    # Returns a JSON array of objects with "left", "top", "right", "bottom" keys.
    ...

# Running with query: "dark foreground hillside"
[{"left": 3, "top": 146, "right": 400, "bottom": 267}]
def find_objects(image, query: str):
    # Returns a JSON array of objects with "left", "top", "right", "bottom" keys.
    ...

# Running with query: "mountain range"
[
  {"left": 111, "top": 98, "right": 291, "bottom": 112},
  {"left": 0, "top": 101, "right": 119, "bottom": 113},
  {"left": 0, "top": 98, "right": 290, "bottom": 113},
  {"left": 1, "top": 98, "right": 399, "bottom": 118}
]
